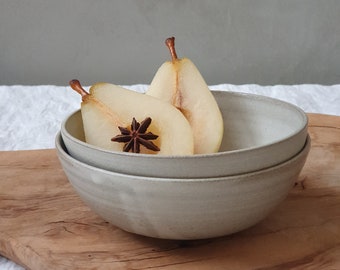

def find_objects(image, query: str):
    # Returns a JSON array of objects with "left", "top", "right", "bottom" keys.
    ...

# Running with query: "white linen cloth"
[
  {"left": 1, "top": 84, "right": 340, "bottom": 151},
  {"left": 1, "top": 84, "right": 340, "bottom": 269}
]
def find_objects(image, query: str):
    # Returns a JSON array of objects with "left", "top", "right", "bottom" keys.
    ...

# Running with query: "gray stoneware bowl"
[
  {"left": 56, "top": 132, "right": 310, "bottom": 240},
  {"left": 61, "top": 91, "right": 308, "bottom": 178}
]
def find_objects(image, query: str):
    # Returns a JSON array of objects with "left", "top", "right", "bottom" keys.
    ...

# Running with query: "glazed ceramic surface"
[
  {"left": 61, "top": 91, "right": 308, "bottom": 178},
  {"left": 56, "top": 132, "right": 310, "bottom": 240}
]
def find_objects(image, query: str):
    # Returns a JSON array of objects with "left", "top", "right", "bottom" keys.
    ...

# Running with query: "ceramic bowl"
[
  {"left": 56, "top": 132, "right": 310, "bottom": 240},
  {"left": 61, "top": 91, "right": 308, "bottom": 178}
]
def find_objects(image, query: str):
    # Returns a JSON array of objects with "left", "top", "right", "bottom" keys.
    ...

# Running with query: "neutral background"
[{"left": 1, "top": 0, "right": 339, "bottom": 86}]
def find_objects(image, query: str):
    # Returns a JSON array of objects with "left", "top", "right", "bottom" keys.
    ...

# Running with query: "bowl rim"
[
  {"left": 56, "top": 131, "right": 311, "bottom": 182},
  {"left": 61, "top": 90, "right": 309, "bottom": 160}
]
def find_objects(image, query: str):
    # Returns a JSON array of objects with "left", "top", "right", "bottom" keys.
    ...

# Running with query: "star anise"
[{"left": 111, "top": 117, "right": 160, "bottom": 153}]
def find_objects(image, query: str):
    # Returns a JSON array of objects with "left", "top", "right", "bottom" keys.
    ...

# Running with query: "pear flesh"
[
  {"left": 146, "top": 38, "right": 224, "bottom": 154},
  {"left": 80, "top": 82, "right": 194, "bottom": 155},
  {"left": 80, "top": 94, "right": 124, "bottom": 152}
]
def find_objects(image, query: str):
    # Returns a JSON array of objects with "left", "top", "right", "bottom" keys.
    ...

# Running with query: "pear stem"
[
  {"left": 69, "top": 79, "right": 89, "bottom": 100},
  {"left": 165, "top": 37, "right": 178, "bottom": 61}
]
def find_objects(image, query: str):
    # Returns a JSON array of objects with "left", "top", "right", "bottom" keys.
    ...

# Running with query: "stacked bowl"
[{"left": 57, "top": 91, "right": 310, "bottom": 240}]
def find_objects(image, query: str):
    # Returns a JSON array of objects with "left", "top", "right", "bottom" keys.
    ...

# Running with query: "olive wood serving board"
[{"left": 0, "top": 113, "right": 339, "bottom": 270}]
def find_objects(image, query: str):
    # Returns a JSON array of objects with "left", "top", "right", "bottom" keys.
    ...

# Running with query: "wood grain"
[{"left": 0, "top": 113, "right": 339, "bottom": 270}]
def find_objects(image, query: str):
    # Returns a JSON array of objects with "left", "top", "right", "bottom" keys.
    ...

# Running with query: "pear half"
[
  {"left": 69, "top": 80, "right": 194, "bottom": 155},
  {"left": 146, "top": 37, "right": 224, "bottom": 154}
]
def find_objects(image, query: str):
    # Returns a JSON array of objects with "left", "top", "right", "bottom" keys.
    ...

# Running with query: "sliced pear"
[
  {"left": 146, "top": 37, "right": 224, "bottom": 154},
  {"left": 69, "top": 80, "right": 194, "bottom": 155}
]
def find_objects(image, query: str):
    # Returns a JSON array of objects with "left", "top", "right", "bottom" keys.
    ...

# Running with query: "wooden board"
[{"left": 0, "top": 113, "right": 340, "bottom": 270}]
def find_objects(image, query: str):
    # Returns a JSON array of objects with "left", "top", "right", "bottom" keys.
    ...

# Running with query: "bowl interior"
[
  {"left": 64, "top": 91, "right": 307, "bottom": 153},
  {"left": 215, "top": 92, "right": 307, "bottom": 151}
]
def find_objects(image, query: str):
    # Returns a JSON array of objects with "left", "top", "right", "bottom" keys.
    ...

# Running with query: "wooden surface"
[{"left": 0, "top": 113, "right": 339, "bottom": 270}]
